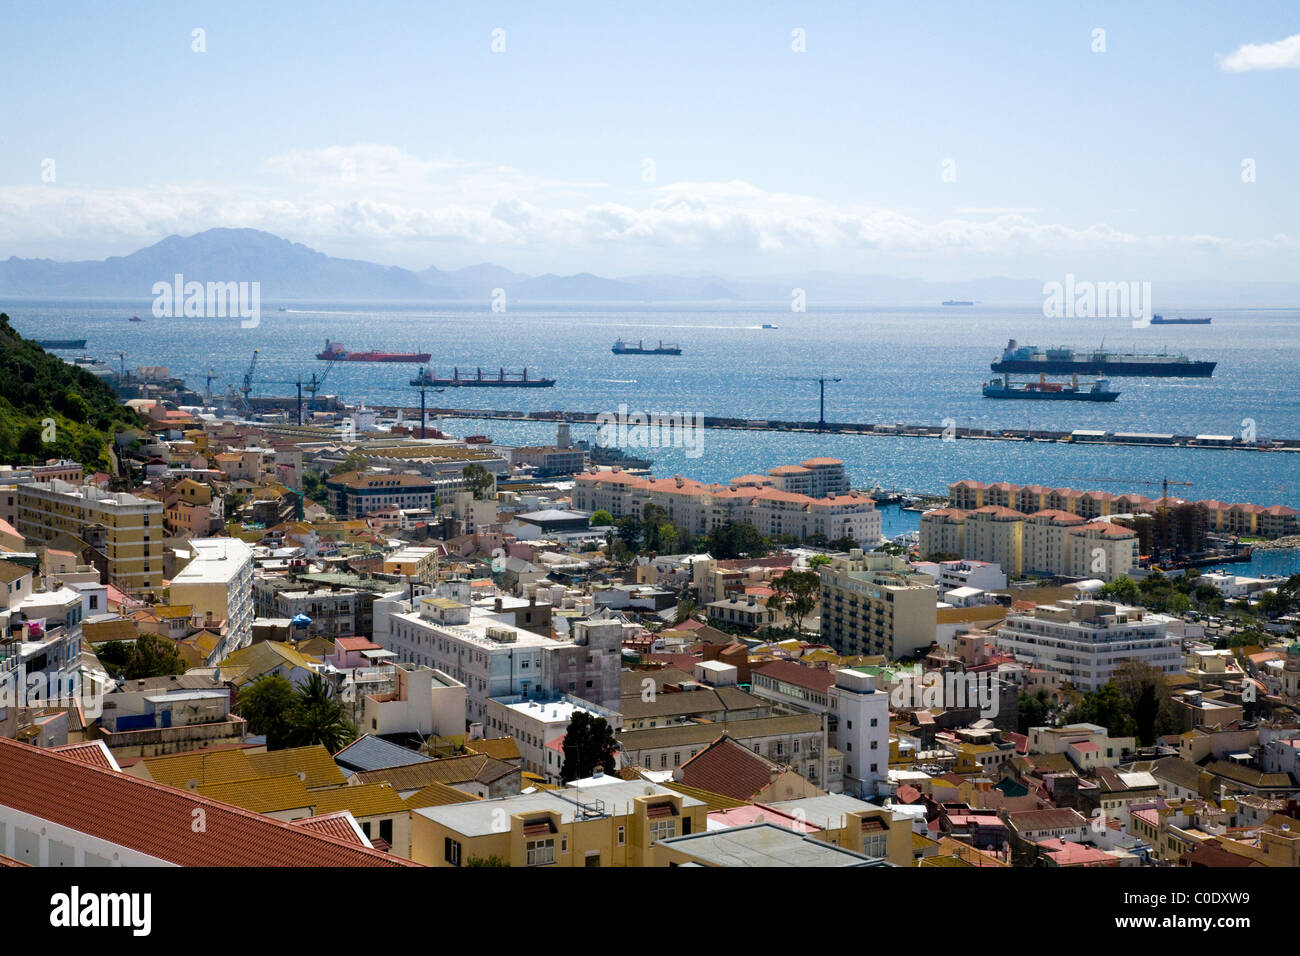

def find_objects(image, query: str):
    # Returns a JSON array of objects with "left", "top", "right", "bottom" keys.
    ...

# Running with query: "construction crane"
[{"left": 1068, "top": 475, "right": 1193, "bottom": 503}]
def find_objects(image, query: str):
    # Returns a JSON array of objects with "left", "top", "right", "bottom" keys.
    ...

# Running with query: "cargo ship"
[
  {"left": 410, "top": 367, "right": 555, "bottom": 388},
  {"left": 37, "top": 339, "right": 87, "bottom": 349},
  {"left": 612, "top": 339, "right": 682, "bottom": 355},
  {"left": 991, "top": 339, "right": 1215, "bottom": 377},
  {"left": 942, "top": 300, "right": 974, "bottom": 306},
  {"left": 982, "top": 374, "right": 1119, "bottom": 402},
  {"left": 317, "top": 339, "right": 431, "bottom": 363},
  {"left": 1151, "top": 314, "right": 1212, "bottom": 325}
]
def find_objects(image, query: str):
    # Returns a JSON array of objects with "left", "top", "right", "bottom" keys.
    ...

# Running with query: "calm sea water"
[{"left": 5, "top": 298, "right": 1298, "bottom": 522}]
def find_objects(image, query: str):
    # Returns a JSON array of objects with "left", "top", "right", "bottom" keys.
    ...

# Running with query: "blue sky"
[{"left": 1, "top": 1, "right": 1297, "bottom": 279}]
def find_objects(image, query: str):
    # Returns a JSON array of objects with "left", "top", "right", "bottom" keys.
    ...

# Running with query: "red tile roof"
[
  {"left": 289, "top": 811, "right": 369, "bottom": 847},
  {"left": 753, "top": 659, "right": 836, "bottom": 693},
  {"left": 0, "top": 737, "right": 415, "bottom": 867},
  {"left": 677, "top": 734, "right": 781, "bottom": 801}
]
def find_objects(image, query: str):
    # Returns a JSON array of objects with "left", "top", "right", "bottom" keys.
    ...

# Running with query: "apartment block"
[
  {"left": 991, "top": 601, "right": 1181, "bottom": 692},
  {"left": 15, "top": 479, "right": 163, "bottom": 589},
  {"left": 373, "top": 594, "right": 622, "bottom": 725},
  {"left": 818, "top": 550, "right": 938, "bottom": 659},
  {"left": 168, "top": 537, "right": 254, "bottom": 655}
]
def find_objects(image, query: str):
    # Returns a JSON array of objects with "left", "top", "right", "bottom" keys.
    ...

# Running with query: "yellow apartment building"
[
  {"left": 16, "top": 479, "right": 164, "bottom": 589},
  {"left": 411, "top": 779, "right": 706, "bottom": 867}
]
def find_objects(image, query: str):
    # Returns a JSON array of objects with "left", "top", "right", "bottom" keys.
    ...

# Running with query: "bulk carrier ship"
[
  {"left": 410, "top": 367, "right": 555, "bottom": 388},
  {"left": 612, "top": 339, "right": 682, "bottom": 355},
  {"left": 991, "top": 339, "right": 1215, "bottom": 377}
]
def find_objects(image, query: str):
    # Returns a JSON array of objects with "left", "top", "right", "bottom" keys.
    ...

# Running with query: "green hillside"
[{"left": 0, "top": 312, "right": 141, "bottom": 472}]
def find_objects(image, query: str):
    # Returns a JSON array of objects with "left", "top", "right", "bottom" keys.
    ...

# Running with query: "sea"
[{"left": 5, "top": 298, "right": 1298, "bottom": 575}]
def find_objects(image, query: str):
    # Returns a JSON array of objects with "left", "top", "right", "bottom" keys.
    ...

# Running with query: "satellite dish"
[
  {"left": 297, "top": 771, "right": 307, "bottom": 782},
  {"left": 185, "top": 778, "right": 200, "bottom": 791}
]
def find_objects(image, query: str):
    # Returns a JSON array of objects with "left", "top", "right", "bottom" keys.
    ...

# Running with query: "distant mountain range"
[{"left": 2, "top": 228, "right": 1298, "bottom": 307}]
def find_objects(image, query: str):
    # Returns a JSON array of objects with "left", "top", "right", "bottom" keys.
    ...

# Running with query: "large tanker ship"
[
  {"left": 316, "top": 340, "right": 431, "bottom": 363},
  {"left": 990, "top": 339, "right": 1215, "bottom": 377}
]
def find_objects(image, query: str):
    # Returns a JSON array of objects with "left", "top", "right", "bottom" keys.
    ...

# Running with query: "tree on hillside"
[
  {"left": 559, "top": 711, "right": 619, "bottom": 783},
  {"left": 1017, "top": 689, "right": 1053, "bottom": 734},
  {"left": 1100, "top": 575, "right": 1141, "bottom": 605},
  {"left": 1112, "top": 659, "right": 1180, "bottom": 746},
  {"left": 461, "top": 463, "right": 495, "bottom": 500},
  {"left": 234, "top": 673, "right": 298, "bottom": 750},
  {"left": 96, "top": 633, "right": 186, "bottom": 681},
  {"left": 590, "top": 509, "right": 614, "bottom": 527},
  {"left": 768, "top": 569, "right": 821, "bottom": 634},
  {"left": 286, "top": 672, "right": 357, "bottom": 753}
]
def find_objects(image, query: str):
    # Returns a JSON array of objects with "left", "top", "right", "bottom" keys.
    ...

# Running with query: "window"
[
  {"left": 560, "top": 834, "right": 568, "bottom": 853},
  {"left": 617, "top": 825, "right": 625, "bottom": 846},
  {"left": 649, "top": 819, "right": 675, "bottom": 844},
  {"left": 526, "top": 838, "right": 555, "bottom": 866},
  {"left": 444, "top": 837, "right": 462, "bottom": 866},
  {"left": 380, "top": 819, "right": 393, "bottom": 845},
  {"left": 862, "top": 834, "right": 888, "bottom": 858}
]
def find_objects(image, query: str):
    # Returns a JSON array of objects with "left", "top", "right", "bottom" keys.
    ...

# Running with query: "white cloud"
[
  {"left": 1218, "top": 33, "right": 1300, "bottom": 72},
  {"left": 0, "top": 145, "right": 1294, "bottom": 273}
]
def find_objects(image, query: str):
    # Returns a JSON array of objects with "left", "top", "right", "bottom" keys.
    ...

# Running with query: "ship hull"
[
  {"left": 37, "top": 339, "right": 87, "bottom": 349},
  {"left": 317, "top": 353, "right": 431, "bottom": 362},
  {"left": 410, "top": 377, "right": 554, "bottom": 388},
  {"left": 1150, "top": 318, "right": 1212, "bottom": 325},
  {"left": 612, "top": 348, "right": 681, "bottom": 355},
  {"left": 991, "top": 359, "right": 1215, "bottom": 377},
  {"left": 983, "top": 386, "right": 1119, "bottom": 402}
]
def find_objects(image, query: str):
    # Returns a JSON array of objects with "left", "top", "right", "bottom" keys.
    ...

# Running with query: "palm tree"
[{"left": 286, "top": 673, "right": 356, "bottom": 753}]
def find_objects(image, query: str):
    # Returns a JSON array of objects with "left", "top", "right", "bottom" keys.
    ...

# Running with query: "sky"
[{"left": 1, "top": 1, "right": 1298, "bottom": 281}]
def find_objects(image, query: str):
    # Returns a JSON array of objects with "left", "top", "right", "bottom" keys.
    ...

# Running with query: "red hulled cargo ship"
[{"left": 316, "top": 340, "right": 431, "bottom": 363}]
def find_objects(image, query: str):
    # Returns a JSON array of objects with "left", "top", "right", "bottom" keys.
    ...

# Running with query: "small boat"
[
  {"left": 762, "top": 323, "right": 779, "bottom": 330},
  {"left": 129, "top": 315, "right": 143, "bottom": 322},
  {"left": 464, "top": 435, "right": 492, "bottom": 444}
]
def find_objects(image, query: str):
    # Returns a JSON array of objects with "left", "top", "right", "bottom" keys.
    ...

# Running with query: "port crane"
[
  {"left": 236, "top": 349, "right": 259, "bottom": 416},
  {"left": 785, "top": 375, "right": 842, "bottom": 433}
]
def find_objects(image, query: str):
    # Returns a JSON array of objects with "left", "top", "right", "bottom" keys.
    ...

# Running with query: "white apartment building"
[
  {"left": 373, "top": 594, "right": 622, "bottom": 725},
  {"left": 484, "top": 693, "right": 623, "bottom": 782},
  {"left": 991, "top": 601, "right": 1181, "bottom": 692},
  {"left": 15, "top": 479, "right": 164, "bottom": 589},
  {"left": 169, "top": 538, "right": 255, "bottom": 654},
  {"left": 572, "top": 467, "right": 880, "bottom": 547},
  {"left": 832, "top": 669, "right": 892, "bottom": 799}
]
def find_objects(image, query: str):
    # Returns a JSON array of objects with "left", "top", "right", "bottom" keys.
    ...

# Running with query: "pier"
[{"left": 314, "top": 405, "right": 1297, "bottom": 452}]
